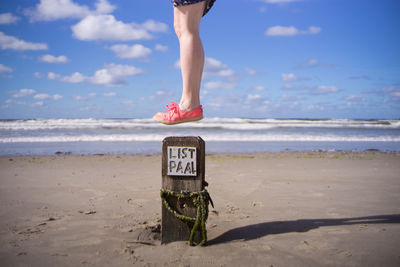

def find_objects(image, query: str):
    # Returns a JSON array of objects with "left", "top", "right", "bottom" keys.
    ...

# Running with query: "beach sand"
[{"left": 1, "top": 151, "right": 400, "bottom": 266}]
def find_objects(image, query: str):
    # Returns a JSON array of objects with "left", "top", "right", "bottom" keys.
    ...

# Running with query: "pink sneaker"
[{"left": 153, "top": 102, "right": 203, "bottom": 125}]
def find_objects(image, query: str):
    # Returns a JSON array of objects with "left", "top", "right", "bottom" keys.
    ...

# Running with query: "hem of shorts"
[{"left": 171, "top": 0, "right": 215, "bottom": 16}]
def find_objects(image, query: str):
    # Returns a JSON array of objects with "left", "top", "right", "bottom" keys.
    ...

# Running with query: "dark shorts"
[{"left": 170, "top": 0, "right": 216, "bottom": 16}]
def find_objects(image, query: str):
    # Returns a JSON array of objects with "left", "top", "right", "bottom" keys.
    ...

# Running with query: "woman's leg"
[{"left": 174, "top": 1, "right": 206, "bottom": 111}]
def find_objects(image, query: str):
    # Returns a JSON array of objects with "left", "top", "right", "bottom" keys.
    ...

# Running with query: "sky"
[{"left": 0, "top": 0, "right": 399, "bottom": 119}]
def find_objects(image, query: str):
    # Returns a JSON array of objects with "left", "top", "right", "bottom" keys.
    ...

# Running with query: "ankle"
[{"left": 179, "top": 101, "right": 200, "bottom": 111}]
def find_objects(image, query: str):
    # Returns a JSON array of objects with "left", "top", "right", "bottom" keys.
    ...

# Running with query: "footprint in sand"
[
  {"left": 296, "top": 240, "right": 314, "bottom": 251},
  {"left": 251, "top": 201, "right": 263, "bottom": 207},
  {"left": 332, "top": 249, "right": 352, "bottom": 258},
  {"left": 15, "top": 222, "right": 48, "bottom": 240},
  {"left": 225, "top": 204, "right": 239, "bottom": 214},
  {"left": 127, "top": 198, "right": 144, "bottom": 208},
  {"left": 263, "top": 244, "right": 272, "bottom": 251}
]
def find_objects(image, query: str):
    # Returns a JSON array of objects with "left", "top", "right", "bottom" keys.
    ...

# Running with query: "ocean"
[{"left": 0, "top": 118, "right": 399, "bottom": 156}]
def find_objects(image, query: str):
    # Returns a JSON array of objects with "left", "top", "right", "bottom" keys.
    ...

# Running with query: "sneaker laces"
[{"left": 165, "top": 102, "right": 180, "bottom": 119}]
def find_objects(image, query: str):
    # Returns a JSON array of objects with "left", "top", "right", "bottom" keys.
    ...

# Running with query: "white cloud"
[
  {"left": 33, "top": 93, "right": 50, "bottom": 100},
  {"left": 245, "top": 94, "right": 270, "bottom": 106},
  {"left": 215, "top": 69, "right": 236, "bottom": 77},
  {"left": 62, "top": 72, "right": 86, "bottom": 83},
  {"left": 72, "top": 15, "right": 167, "bottom": 41},
  {"left": 282, "top": 94, "right": 303, "bottom": 101},
  {"left": 307, "top": 104, "right": 325, "bottom": 111},
  {"left": 33, "top": 93, "right": 63, "bottom": 101},
  {"left": 391, "top": 92, "right": 400, "bottom": 98},
  {"left": 25, "top": 0, "right": 89, "bottom": 21},
  {"left": 48, "top": 72, "right": 61, "bottom": 80},
  {"left": 344, "top": 95, "right": 366, "bottom": 102},
  {"left": 175, "top": 57, "right": 239, "bottom": 90},
  {"left": 0, "top": 63, "right": 13, "bottom": 75},
  {"left": 344, "top": 95, "right": 368, "bottom": 108},
  {"left": 39, "top": 54, "right": 69, "bottom": 63},
  {"left": 12, "top": 89, "right": 36, "bottom": 98},
  {"left": 265, "top": 25, "right": 321, "bottom": 36},
  {"left": 3, "top": 99, "right": 20, "bottom": 108},
  {"left": 48, "top": 71, "right": 85, "bottom": 83},
  {"left": 246, "top": 94, "right": 262, "bottom": 101},
  {"left": 204, "top": 58, "right": 240, "bottom": 89},
  {"left": 48, "top": 63, "right": 143, "bottom": 87},
  {"left": 140, "top": 20, "right": 169, "bottom": 33},
  {"left": 381, "top": 85, "right": 400, "bottom": 102},
  {"left": 205, "top": 93, "right": 270, "bottom": 112},
  {"left": 109, "top": 44, "right": 152, "bottom": 59},
  {"left": 74, "top": 93, "right": 96, "bottom": 101},
  {"left": 266, "top": 26, "right": 298, "bottom": 36},
  {"left": 24, "top": 0, "right": 116, "bottom": 22},
  {"left": 31, "top": 101, "right": 44, "bottom": 107},
  {"left": 34, "top": 72, "right": 43, "bottom": 78},
  {"left": 307, "top": 59, "right": 319, "bottom": 66},
  {"left": 175, "top": 57, "right": 234, "bottom": 76},
  {"left": 282, "top": 73, "right": 298, "bottom": 82},
  {"left": 314, "top": 85, "right": 340, "bottom": 94},
  {"left": 204, "top": 80, "right": 237, "bottom": 90},
  {"left": 174, "top": 59, "right": 181, "bottom": 69},
  {"left": 381, "top": 86, "right": 396, "bottom": 94},
  {"left": 3, "top": 99, "right": 45, "bottom": 108},
  {"left": 155, "top": 44, "right": 168, "bottom": 52},
  {"left": 95, "top": 0, "right": 116, "bottom": 14},
  {"left": 0, "top": 32, "right": 48, "bottom": 51},
  {"left": 204, "top": 58, "right": 237, "bottom": 78},
  {"left": 207, "top": 94, "right": 243, "bottom": 108},
  {"left": 281, "top": 73, "right": 310, "bottom": 82},
  {"left": 91, "top": 64, "right": 143, "bottom": 87},
  {"left": 308, "top": 26, "right": 322, "bottom": 34},
  {"left": 49, "top": 71, "right": 80, "bottom": 82},
  {"left": 200, "top": 90, "right": 209, "bottom": 97},
  {"left": 203, "top": 57, "right": 230, "bottom": 74},
  {"left": 103, "top": 92, "right": 116, "bottom": 97},
  {"left": 0, "top": 13, "right": 20, "bottom": 24},
  {"left": 53, "top": 94, "right": 63, "bottom": 100},
  {"left": 296, "top": 58, "right": 333, "bottom": 69}
]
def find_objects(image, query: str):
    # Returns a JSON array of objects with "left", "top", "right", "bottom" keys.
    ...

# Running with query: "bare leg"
[{"left": 174, "top": 2, "right": 206, "bottom": 111}]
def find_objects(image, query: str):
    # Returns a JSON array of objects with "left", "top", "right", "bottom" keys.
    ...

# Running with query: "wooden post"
[{"left": 161, "top": 136, "right": 205, "bottom": 244}]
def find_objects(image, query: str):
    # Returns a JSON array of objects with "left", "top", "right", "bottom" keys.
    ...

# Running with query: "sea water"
[{"left": 0, "top": 118, "right": 399, "bottom": 155}]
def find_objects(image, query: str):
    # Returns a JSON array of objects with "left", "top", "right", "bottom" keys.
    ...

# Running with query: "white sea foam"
[
  {"left": 0, "top": 118, "right": 399, "bottom": 130},
  {"left": 1, "top": 118, "right": 399, "bottom": 148},
  {"left": 1, "top": 134, "right": 400, "bottom": 143}
]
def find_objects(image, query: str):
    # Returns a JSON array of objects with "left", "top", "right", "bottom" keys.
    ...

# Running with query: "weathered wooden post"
[{"left": 161, "top": 136, "right": 210, "bottom": 245}]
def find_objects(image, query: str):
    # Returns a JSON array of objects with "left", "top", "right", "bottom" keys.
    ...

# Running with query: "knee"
[
  {"left": 174, "top": 22, "right": 187, "bottom": 40},
  {"left": 173, "top": 22, "right": 183, "bottom": 39},
  {"left": 174, "top": 22, "right": 198, "bottom": 40}
]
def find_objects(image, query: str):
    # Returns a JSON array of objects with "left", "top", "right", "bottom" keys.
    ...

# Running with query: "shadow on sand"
[{"left": 208, "top": 214, "right": 400, "bottom": 246}]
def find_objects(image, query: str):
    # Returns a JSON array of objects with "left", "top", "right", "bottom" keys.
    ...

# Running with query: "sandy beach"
[{"left": 1, "top": 151, "right": 400, "bottom": 266}]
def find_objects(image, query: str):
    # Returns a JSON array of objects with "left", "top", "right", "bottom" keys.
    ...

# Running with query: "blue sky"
[{"left": 0, "top": 0, "right": 399, "bottom": 119}]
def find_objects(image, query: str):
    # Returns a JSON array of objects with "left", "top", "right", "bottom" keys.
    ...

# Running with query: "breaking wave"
[{"left": 1, "top": 118, "right": 399, "bottom": 131}]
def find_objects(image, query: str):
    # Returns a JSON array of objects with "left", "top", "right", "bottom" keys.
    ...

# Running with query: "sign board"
[
  {"left": 167, "top": 146, "right": 197, "bottom": 176},
  {"left": 161, "top": 136, "right": 205, "bottom": 244}
]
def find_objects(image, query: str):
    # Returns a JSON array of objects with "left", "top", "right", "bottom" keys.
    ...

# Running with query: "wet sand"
[{"left": 1, "top": 151, "right": 400, "bottom": 266}]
